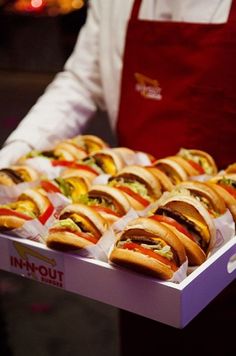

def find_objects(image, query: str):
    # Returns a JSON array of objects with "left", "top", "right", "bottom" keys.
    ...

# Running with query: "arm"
[{"left": 0, "top": 1, "right": 104, "bottom": 166}]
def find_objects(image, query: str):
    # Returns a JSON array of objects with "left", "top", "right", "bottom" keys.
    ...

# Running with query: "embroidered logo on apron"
[{"left": 135, "top": 72, "right": 162, "bottom": 100}]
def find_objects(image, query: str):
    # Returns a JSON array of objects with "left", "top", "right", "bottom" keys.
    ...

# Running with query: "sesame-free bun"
[
  {"left": 46, "top": 230, "right": 94, "bottom": 251},
  {"left": 90, "top": 149, "right": 125, "bottom": 175},
  {"left": 177, "top": 180, "right": 227, "bottom": 215},
  {"left": 88, "top": 184, "right": 131, "bottom": 217},
  {"left": 110, "top": 217, "right": 186, "bottom": 280},
  {"left": 114, "top": 165, "right": 162, "bottom": 199},
  {"left": 153, "top": 158, "right": 188, "bottom": 185},
  {"left": 159, "top": 194, "right": 216, "bottom": 248},
  {"left": 177, "top": 148, "right": 218, "bottom": 175},
  {"left": 0, "top": 214, "right": 28, "bottom": 230},
  {"left": 168, "top": 156, "right": 200, "bottom": 176},
  {"left": 19, "top": 188, "right": 51, "bottom": 215},
  {"left": 146, "top": 166, "right": 174, "bottom": 192}
]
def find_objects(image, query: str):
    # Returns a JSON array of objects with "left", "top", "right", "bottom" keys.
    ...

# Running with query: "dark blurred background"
[{"left": 0, "top": 1, "right": 119, "bottom": 355}]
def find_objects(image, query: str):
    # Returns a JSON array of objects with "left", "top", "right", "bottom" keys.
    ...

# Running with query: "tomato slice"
[
  {"left": 92, "top": 205, "right": 120, "bottom": 217},
  {"left": 187, "top": 160, "right": 205, "bottom": 175},
  {"left": 49, "top": 227, "right": 98, "bottom": 244},
  {"left": 219, "top": 183, "right": 236, "bottom": 199},
  {"left": 122, "top": 242, "right": 178, "bottom": 271},
  {"left": 51, "top": 160, "right": 75, "bottom": 167},
  {"left": 41, "top": 180, "right": 61, "bottom": 193},
  {"left": 51, "top": 160, "right": 99, "bottom": 175},
  {"left": 116, "top": 186, "right": 150, "bottom": 207},
  {"left": 150, "top": 215, "right": 195, "bottom": 241},
  {"left": 72, "top": 163, "right": 99, "bottom": 175},
  {"left": 38, "top": 204, "right": 54, "bottom": 224},
  {"left": 0, "top": 208, "right": 33, "bottom": 221}
]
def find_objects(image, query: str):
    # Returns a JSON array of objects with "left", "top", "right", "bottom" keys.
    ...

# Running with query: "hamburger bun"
[
  {"left": 153, "top": 158, "right": 188, "bottom": 185},
  {"left": 46, "top": 203, "right": 108, "bottom": 250},
  {"left": 177, "top": 148, "right": 218, "bottom": 175},
  {"left": 157, "top": 194, "right": 216, "bottom": 252},
  {"left": 151, "top": 210, "right": 206, "bottom": 266},
  {"left": 108, "top": 165, "right": 162, "bottom": 210},
  {"left": 110, "top": 217, "right": 186, "bottom": 280},
  {"left": 176, "top": 180, "right": 227, "bottom": 216}
]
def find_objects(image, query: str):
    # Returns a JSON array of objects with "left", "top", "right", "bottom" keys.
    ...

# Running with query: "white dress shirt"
[{"left": 4, "top": 0, "right": 233, "bottom": 153}]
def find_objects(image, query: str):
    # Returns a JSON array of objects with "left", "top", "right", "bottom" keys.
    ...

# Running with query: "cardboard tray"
[{"left": 0, "top": 233, "right": 235, "bottom": 329}]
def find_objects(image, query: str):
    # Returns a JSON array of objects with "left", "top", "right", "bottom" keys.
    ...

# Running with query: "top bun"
[{"left": 177, "top": 148, "right": 218, "bottom": 175}]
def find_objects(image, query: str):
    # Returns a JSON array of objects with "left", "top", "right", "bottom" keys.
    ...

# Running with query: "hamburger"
[
  {"left": 225, "top": 162, "right": 236, "bottom": 174},
  {"left": 53, "top": 140, "right": 88, "bottom": 161},
  {"left": 78, "top": 184, "right": 131, "bottom": 224},
  {"left": 0, "top": 187, "right": 53, "bottom": 230},
  {"left": 109, "top": 217, "right": 187, "bottom": 280},
  {"left": 108, "top": 165, "right": 162, "bottom": 210},
  {"left": 80, "top": 149, "right": 125, "bottom": 175},
  {"left": 153, "top": 158, "right": 188, "bottom": 185},
  {"left": 0, "top": 165, "right": 39, "bottom": 186},
  {"left": 175, "top": 180, "right": 226, "bottom": 218},
  {"left": 155, "top": 194, "right": 216, "bottom": 255},
  {"left": 46, "top": 203, "right": 108, "bottom": 250},
  {"left": 207, "top": 174, "right": 236, "bottom": 222},
  {"left": 177, "top": 148, "right": 218, "bottom": 176},
  {"left": 40, "top": 174, "right": 90, "bottom": 203},
  {"left": 70, "top": 134, "right": 109, "bottom": 154},
  {"left": 145, "top": 166, "right": 174, "bottom": 193}
]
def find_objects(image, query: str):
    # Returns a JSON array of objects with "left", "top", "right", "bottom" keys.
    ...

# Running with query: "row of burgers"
[{"left": 0, "top": 134, "right": 236, "bottom": 281}]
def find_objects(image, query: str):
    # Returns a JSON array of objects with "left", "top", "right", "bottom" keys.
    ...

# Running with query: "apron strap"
[
  {"left": 131, "top": 0, "right": 236, "bottom": 23},
  {"left": 130, "top": 0, "right": 142, "bottom": 20}
]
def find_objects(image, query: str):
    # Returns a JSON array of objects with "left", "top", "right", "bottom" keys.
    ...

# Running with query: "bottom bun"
[
  {"left": 46, "top": 230, "right": 94, "bottom": 251},
  {"left": 0, "top": 215, "right": 26, "bottom": 230},
  {"left": 161, "top": 223, "right": 206, "bottom": 266},
  {"left": 110, "top": 247, "right": 174, "bottom": 280}
]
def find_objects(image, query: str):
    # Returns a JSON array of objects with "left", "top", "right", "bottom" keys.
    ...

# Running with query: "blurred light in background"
[{"left": 0, "top": 0, "right": 85, "bottom": 16}]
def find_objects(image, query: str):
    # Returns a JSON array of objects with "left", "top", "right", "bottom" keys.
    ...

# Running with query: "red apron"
[{"left": 117, "top": 0, "right": 236, "bottom": 169}]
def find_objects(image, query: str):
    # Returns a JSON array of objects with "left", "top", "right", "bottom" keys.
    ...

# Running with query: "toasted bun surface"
[
  {"left": 159, "top": 195, "right": 216, "bottom": 246},
  {"left": 154, "top": 158, "right": 188, "bottom": 185},
  {"left": 46, "top": 230, "right": 94, "bottom": 251},
  {"left": 177, "top": 181, "right": 226, "bottom": 215},
  {"left": 168, "top": 156, "right": 199, "bottom": 176},
  {"left": 110, "top": 217, "right": 186, "bottom": 280},
  {"left": 114, "top": 165, "right": 162, "bottom": 199},
  {"left": 177, "top": 148, "right": 218, "bottom": 175},
  {"left": 11, "top": 165, "right": 39, "bottom": 182},
  {"left": 146, "top": 166, "right": 174, "bottom": 192},
  {"left": 19, "top": 188, "right": 50, "bottom": 215},
  {"left": 59, "top": 203, "right": 108, "bottom": 235},
  {"left": 159, "top": 222, "right": 206, "bottom": 265},
  {"left": 90, "top": 149, "right": 125, "bottom": 174},
  {"left": 88, "top": 184, "right": 131, "bottom": 216},
  {"left": 0, "top": 215, "right": 27, "bottom": 230}
]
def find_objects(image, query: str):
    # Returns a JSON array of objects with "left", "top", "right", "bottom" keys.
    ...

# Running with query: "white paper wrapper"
[
  {"left": 168, "top": 259, "right": 188, "bottom": 283},
  {"left": 190, "top": 174, "right": 213, "bottom": 182},
  {"left": 77, "top": 228, "right": 117, "bottom": 262},
  {"left": 208, "top": 209, "right": 235, "bottom": 257},
  {"left": 133, "top": 152, "right": 152, "bottom": 166},
  {"left": 5, "top": 219, "right": 48, "bottom": 243},
  {"left": 92, "top": 174, "right": 111, "bottom": 185},
  {"left": 112, "top": 208, "right": 139, "bottom": 233},
  {"left": 0, "top": 180, "right": 40, "bottom": 203},
  {"left": 24, "top": 157, "right": 62, "bottom": 179}
]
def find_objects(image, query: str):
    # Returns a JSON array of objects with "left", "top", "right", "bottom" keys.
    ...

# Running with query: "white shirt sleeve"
[{"left": 5, "top": 1, "right": 104, "bottom": 151}]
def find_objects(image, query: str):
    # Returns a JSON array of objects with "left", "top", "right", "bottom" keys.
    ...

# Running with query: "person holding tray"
[{"left": 0, "top": 1, "right": 235, "bottom": 355}]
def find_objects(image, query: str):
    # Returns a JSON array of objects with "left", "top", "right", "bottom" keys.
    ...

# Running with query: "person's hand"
[{"left": 0, "top": 141, "right": 32, "bottom": 168}]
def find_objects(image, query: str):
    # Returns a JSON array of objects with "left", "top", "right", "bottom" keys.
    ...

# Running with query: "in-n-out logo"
[
  {"left": 9, "top": 241, "right": 65, "bottom": 288},
  {"left": 135, "top": 72, "right": 162, "bottom": 100}
]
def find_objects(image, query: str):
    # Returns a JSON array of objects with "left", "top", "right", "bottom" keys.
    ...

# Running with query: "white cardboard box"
[{"left": 0, "top": 233, "right": 235, "bottom": 329}]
